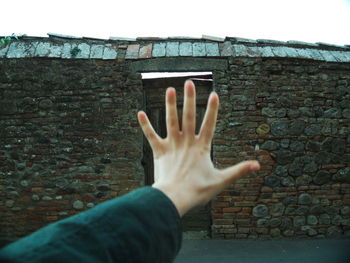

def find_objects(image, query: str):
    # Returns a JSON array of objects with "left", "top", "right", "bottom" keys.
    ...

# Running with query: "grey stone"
[
  {"left": 288, "top": 161, "right": 303, "bottom": 177},
  {"left": 179, "top": 42, "right": 192, "bottom": 56},
  {"left": 259, "top": 46, "right": 275, "bottom": 57},
  {"left": 293, "top": 216, "right": 306, "bottom": 227},
  {"left": 319, "top": 214, "right": 331, "bottom": 224},
  {"left": 324, "top": 108, "right": 342, "bottom": 118},
  {"left": 261, "top": 108, "right": 275, "bottom": 117},
  {"left": 252, "top": 204, "right": 269, "bottom": 217},
  {"left": 166, "top": 42, "right": 179, "bottom": 57},
  {"left": 295, "top": 206, "right": 309, "bottom": 215},
  {"left": 20, "top": 180, "right": 29, "bottom": 187},
  {"left": 332, "top": 138, "right": 346, "bottom": 154},
  {"left": 76, "top": 43, "right": 90, "bottom": 58},
  {"left": 299, "top": 107, "right": 314, "bottom": 117},
  {"left": 332, "top": 215, "right": 342, "bottom": 225},
  {"left": 205, "top": 43, "right": 219, "bottom": 56},
  {"left": 271, "top": 121, "right": 289, "bottom": 136},
  {"left": 314, "top": 152, "right": 332, "bottom": 165},
  {"left": 307, "top": 228, "right": 318, "bottom": 236},
  {"left": 304, "top": 162, "right": 318, "bottom": 173},
  {"left": 270, "top": 203, "right": 285, "bottom": 217},
  {"left": 97, "top": 184, "right": 110, "bottom": 191},
  {"left": 152, "top": 43, "right": 166, "bottom": 57},
  {"left": 283, "top": 229, "right": 294, "bottom": 237},
  {"left": 296, "top": 175, "right": 312, "bottom": 186},
  {"left": 275, "top": 166, "right": 288, "bottom": 177},
  {"left": 90, "top": 45, "right": 104, "bottom": 58},
  {"left": 86, "top": 203, "right": 95, "bottom": 208},
  {"left": 261, "top": 140, "right": 279, "bottom": 151},
  {"left": 34, "top": 42, "right": 50, "bottom": 57},
  {"left": 280, "top": 217, "right": 293, "bottom": 230},
  {"left": 256, "top": 218, "right": 269, "bottom": 227},
  {"left": 276, "top": 150, "right": 293, "bottom": 165},
  {"left": 281, "top": 176, "right": 295, "bottom": 187},
  {"left": 61, "top": 43, "right": 72, "bottom": 58},
  {"left": 283, "top": 196, "right": 297, "bottom": 206},
  {"left": 298, "top": 193, "right": 312, "bottom": 205},
  {"left": 307, "top": 215, "right": 318, "bottom": 225},
  {"left": 48, "top": 44, "right": 62, "bottom": 58},
  {"left": 7, "top": 41, "right": 37, "bottom": 58},
  {"left": 5, "top": 200, "right": 15, "bottom": 208},
  {"left": 73, "top": 200, "right": 84, "bottom": 210},
  {"left": 39, "top": 99, "right": 53, "bottom": 109},
  {"left": 313, "top": 170, "right": 332, "bottom": 185},
  {"left": 192, "top": 42, "right": 206, "bottom": 56},
  {"left": 339, "top": 100, "right": 350, "bottom": 109},
  {"left": 341, "top": 206, "right": 350, "bottom": 215},
  {"left": 275, "top": 109, "right": 287, "bottom": 118},
  {"left": 333, "top": 168, "right": 350, "bottom": 183},
  {"left": 306, "top": 141, "right": 321, "bottom": 152},
  {"left": 0, "top": 43, "right": 9, "bottom": 57},
  {"left": 270, "top": 228, "right": 281, "bottom": 237},
  {"left": 102, "top": 45, "right": 117, "bottom": 60},
  {"left": 321, "top": 137, "right": 333, "bottom": 151},
  {"left": 321, "top": 120, "right": 338, "bottom": 135},
  {"left": 280, "top": 139, "right": 290, "bottom": 149},
  {"left": 270, "top": 218, "right": 281, "bottom": 227},
  {"left": 305, "top": 124, "right": 321, "bottom": 136},
  {"left": 0, "top": 99, "right": 17, "bottom": 114},
  {"left": 344, "top": 109, "right": 350, "bottom": 118},
  {"left": 290, "top": 141, "right": 304, "bottom": 152},
  {"left": 310, "top": 205, "right": 325, "bottom": 215},
  {"left": 264, "top": 175, "right": 280, "bottom": 187},
  {"left": 326, "top": 226, "right": 342, "bottom": 238},
  {"left": 289, "top": 120, "right": 305, "bottom": 135},
  {"left": 42, "top": 196, "right": 53, "bottom": 201},
  {"left": 32, "top": 194, "right": 40, "bottom": 201},
  {"left": 287, "top": 109, "right": 300, "bottom": 118}
]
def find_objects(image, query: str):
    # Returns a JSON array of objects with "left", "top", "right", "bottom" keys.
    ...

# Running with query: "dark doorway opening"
[{"left": 141, "top": 72, "right": 213, "bottom": 238}]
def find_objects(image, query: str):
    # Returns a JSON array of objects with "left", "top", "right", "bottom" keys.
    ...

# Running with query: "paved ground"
[{"left": 174, "top": 238, "right": 350, "bottom": 263}]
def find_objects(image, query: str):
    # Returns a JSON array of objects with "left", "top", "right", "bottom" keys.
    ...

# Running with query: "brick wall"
[
  {"left": 1, "top": 37, "right": 350, "bottom": 245},
  {"left": 212, "top": 57, "right": 350, "bottom": 239},
  {"left": 0, "top": 59, "right": 144, "bottom": 245}
]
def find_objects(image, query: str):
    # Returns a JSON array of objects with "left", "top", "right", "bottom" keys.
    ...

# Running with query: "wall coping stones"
[{"left": 1, "top": 34, "right": 349, "bottom": 62}]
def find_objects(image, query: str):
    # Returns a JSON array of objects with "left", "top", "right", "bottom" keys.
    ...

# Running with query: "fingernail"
[{"left": 250, "top": 162, "right": 260, "bottom": 171}]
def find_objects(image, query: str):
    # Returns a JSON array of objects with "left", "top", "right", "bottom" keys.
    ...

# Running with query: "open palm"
[{"left": 137, "top": 80, "right": 260, "bottom": 216}]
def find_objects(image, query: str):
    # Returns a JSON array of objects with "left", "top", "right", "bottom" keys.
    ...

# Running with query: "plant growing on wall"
[
  {"left": 0, "top": 33, "right": 26, "bottom": 46},
  {"left": 70, "top": 46, "right": 81, "bottom": 57}
]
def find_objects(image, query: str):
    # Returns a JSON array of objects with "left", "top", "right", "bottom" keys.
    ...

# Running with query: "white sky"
[{"left": 2, "top": 0, "right": 350, "bottom": 45}]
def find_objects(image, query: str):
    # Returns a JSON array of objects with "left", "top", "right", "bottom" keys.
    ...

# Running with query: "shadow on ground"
[{"left": 175, "top": 238, "right": 350, "bottom": 263}]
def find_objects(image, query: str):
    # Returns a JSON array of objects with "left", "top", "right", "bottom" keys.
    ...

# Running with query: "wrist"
[{"left": 152, "top": 184, "right": 189, "bottom": 217}]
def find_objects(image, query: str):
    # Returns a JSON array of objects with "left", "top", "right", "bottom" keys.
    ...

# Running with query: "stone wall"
[
  {"left": 0, "top": 58, "right": 144, "bottom": 245},
  {"left": 0, "top": 36, "right": 350, "bottom": 245},
  {"left": 212, "top": 57, "right": 350, "bottom": 239}
]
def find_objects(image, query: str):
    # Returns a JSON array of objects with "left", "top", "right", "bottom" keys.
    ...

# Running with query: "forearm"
[{"left": 0, "top": 187, "right": 182, "bottom": 263}]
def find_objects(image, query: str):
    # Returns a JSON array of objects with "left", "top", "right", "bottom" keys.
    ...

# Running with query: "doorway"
[{"left": 141, "top": 72, "right": 213, "bottom": 238}]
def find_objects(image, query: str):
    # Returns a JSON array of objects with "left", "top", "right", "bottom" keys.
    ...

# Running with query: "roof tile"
[
  {"left": 152, "top": 43, "right": 166, "bottom": 57},
  {"left": 192, "top": 42, "right": 206, "bottom": 56},
  {"left": 179, "top": 42, "right": 193, "bottom": 56},
  {"left": 220, "top": 41, "right": 233, "bottom": 56},
  {"left": 125, "top": 44, "right": 140, "bottom": 59},
  {"left": 166, "top": 42, "right": 179, "bottom": 57},
  {"left": 139, "top": 44, "right": 153, "bottom": 59},
  {"left": 205, "top": 43, "right": 219, "bottom": 56},
  {"left": 103, "top": 45, "right": 118, "bottom": 60}
]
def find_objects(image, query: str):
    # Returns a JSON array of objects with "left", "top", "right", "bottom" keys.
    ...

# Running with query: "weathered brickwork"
[
  {"left": 212, "top": 58, "right": 350, "bottom": 239},
  {"left": 0, "top": 59, "right": 144, "bottom": 245},
  {"left": 0, "top": 36, "right": 349, "bottom": 245}
]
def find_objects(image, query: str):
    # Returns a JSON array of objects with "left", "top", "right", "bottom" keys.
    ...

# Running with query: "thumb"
[{"left": 219, "top": 160, "right": 260, "bottom": 186}]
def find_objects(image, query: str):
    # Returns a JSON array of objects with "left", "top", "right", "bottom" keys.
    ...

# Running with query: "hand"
[{"left": 137, "top": 80, "right": 260, "bottom": 217}]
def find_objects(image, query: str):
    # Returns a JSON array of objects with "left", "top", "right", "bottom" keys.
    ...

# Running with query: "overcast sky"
[{"left": 2, "top": 0, "right": 350, "bottom": 45}]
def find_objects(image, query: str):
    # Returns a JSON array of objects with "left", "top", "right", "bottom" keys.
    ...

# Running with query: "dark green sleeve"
[{"left": 0, "top": 187, "right": 182, "bottom": 263}]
